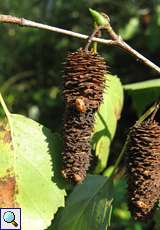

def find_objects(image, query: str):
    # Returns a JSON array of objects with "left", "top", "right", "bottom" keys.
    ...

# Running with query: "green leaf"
[
  {"left": 124, "top": 79, "right": 160, "bottom": 115},
  {"left": 89, "top": 8, "right": 109, "bottom": 26},
  {"left": 124, "top": 79, "right": 160, "bottom": 90},
  {"left": 103, "top": 165, "right": 114, "bottom": 178},
  {"left": 119, "top": 17, "right": 139, "bottom": 40},
  {"left": 56, "top": 175, "right": 113, "bottom": 230},
  {"left": 92, "top": 74, "right": 124, "bottom": 173},
  {"left": 0, "top": 114, "right": 66, "bottom": 230}
]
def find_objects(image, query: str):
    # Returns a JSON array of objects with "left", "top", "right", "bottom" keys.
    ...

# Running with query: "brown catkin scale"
[
  {"left": 126, "top": 119, "right": 160, "bottom": 221},
  {"left": 62, "top": 107, "right": 94, "bottom": 183},
  {"left": 62, "top": 48, "right": 106, "bottom": 183},
  {"left": 63, "top": 48, "right": 106, "bottom": 111}
]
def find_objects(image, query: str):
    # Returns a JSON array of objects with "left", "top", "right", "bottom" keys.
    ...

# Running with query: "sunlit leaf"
[
  {"left": 92, "top": 74, "right": 124, "bottom": 173},
  {"left": 124, "top": 79, "right": 160, "bottom": 115},
  {"left": 0, "top": 114, "right": 66, "bottom": 230},
  {"left": 124, "top": 79, "right": 160, "bottom": 90}
]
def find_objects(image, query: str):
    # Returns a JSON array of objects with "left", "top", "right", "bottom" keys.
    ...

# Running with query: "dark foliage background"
[{"left": 0, "top": 1, "right": 160, "bottom": 229}]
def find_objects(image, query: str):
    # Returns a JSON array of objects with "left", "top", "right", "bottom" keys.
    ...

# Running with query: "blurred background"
[{"left": 0, "top": 1, "right": 160, "bottom": 229}]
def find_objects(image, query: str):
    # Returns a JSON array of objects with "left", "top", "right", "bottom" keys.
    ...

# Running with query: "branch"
[
  {"left": 0, "top": 14, "right": 160, "bottom": 74},
  {"left": 103, "top": 16, "right": 160, "bottom": 74},
  {"left": 0, "top": 14, "right": 115, "bottom": 46}
]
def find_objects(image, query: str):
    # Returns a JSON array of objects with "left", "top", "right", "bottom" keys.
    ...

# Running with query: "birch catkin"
[
  {"left": 62, "top": 48, "right": 106, "bottom": 183},
  {"left": 126, "top": 120, "right": 160, "bottom": 221}
]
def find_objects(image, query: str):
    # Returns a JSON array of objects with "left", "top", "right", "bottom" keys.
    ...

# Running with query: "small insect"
[
  {"left": 73, "top": 173, "right": 83, "bottom": 183},
  {"left": 75, "top": 96, "right": 87, "bottom": 113},
  {"left": 135, "top": 200, "right": 148, "bottom": 209}
]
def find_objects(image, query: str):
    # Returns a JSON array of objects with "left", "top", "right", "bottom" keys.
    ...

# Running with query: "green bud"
[{"left": 89, "top": 8, "right": 109, "bottom": 26}]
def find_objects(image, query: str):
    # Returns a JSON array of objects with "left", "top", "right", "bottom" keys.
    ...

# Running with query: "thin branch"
[
  {"left": 150, "top": 101, "right": 160, "bottom": 121},
  {"left": 0, "top": 14, "right": 160, "bottom": 74},
  {"left": 103, "top": 14, "right": 160, "bottom": 74},
  {"left": 111, "top": 137, "right": 128, "bottom": 177},
  {"left": 84, "top": 25, "right": 103, "bottom": 52},
  {"left": 0, "top": 14, "right": 115, "bottom": 46},
  {"left": 118, "top": 40, "right": 160, "bottom": 74},
  {"left": 137, "top": 102, "right": 158, "bottom": 124}
]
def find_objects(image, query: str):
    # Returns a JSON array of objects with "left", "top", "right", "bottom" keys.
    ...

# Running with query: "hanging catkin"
[
  {"left": 62, "top": 48, "right": 106, "bottom": 183},
  {"left": 126, "top": 119, "right": 160, "bottom": 221},
  {"left": 63, "top": 48, "right": 106, "bottom": 111}
]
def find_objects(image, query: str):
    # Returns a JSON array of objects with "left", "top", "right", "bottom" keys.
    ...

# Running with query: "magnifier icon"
[{"left": 3, "top": 211, "right": 18, "bottom": 227}]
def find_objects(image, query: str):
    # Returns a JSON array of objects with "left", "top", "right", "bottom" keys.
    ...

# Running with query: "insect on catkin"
[
  {"left": 62, "top": 48, "right": 106, "bottom": 183},
  {"left": 126, "top": 119, "right": 160, "bottom": 221}
]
